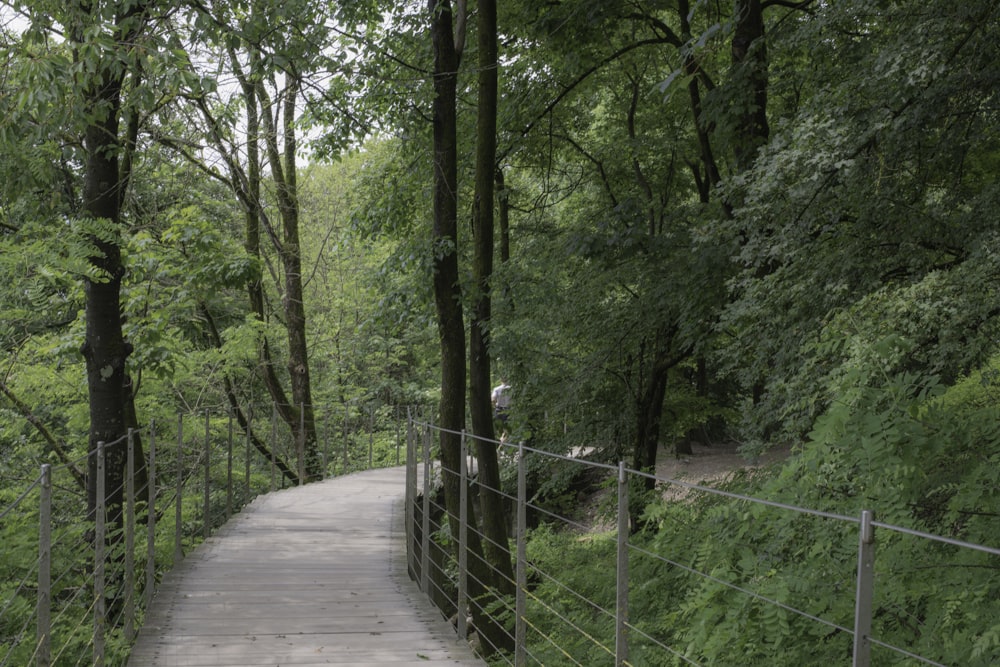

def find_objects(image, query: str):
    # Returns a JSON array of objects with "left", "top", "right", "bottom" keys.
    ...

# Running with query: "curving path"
[{"left": 127, "top": 467, "right": 483, "bottom": 666}]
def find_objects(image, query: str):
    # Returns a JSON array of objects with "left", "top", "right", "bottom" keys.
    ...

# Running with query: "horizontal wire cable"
[
  {"left": 872, "top": 519, "right": 1000, "bottom": 556},
  {"left": 523, "top": 501, "right": 591, "bottom": 532},
  {"left": 523, "top": 587, "right": 615, "bottom": 658},
  {"left": 0, "top": 477, "right": 40, "bottom": 521},
  {"left": 625, "top": 621, "right": 703, "bottom": 666},
  {"left": 528, "top": 560, "right": 614, "bottom": 622},
  {"left": 627, "top": 542, "right": 853, "bottom": 635},
  {"left": 521, "top": 615, "right": 587, "bottom": 666},
  {"left": 868, "top": 636, "right": 947, "bottom": 667}
]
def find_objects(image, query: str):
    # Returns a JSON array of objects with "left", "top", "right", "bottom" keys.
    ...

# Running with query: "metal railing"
[
  {"left": 0, "top": 402, "right": 414, "bottom": 666},
  {"left": 405, "top": 420, "right": 1000, "bottom": 667}
]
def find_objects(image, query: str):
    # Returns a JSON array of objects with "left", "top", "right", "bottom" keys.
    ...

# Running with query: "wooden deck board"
[{"left": 128, "top": 467, "right": 484, "bottom": 666}]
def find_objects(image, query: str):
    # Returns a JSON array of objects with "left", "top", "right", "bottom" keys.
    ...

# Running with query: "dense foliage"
[{"left": 1, "top": 0, "right": 998, "bottom": 662}]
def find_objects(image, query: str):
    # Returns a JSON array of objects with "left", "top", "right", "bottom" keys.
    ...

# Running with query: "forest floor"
[
  {"left": 572, "top": 440, "right": 795, "bottom": 532},
  {"left": 654, "top": 439, "right": 795, "bottom": 500}
]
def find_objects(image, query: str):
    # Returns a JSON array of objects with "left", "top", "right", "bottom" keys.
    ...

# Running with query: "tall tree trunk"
[
  {"left": 469, "top": 0, "right": 515, "bottom": 599},
  {"left": 732, "top": 0, "right": 770, "bottom": 172},
  {"left": 495, "top": 168, "right": 511, "bottom": 265},
  {"left": 429, "top": 0, "right": 466, "bottom": 542},
  {"left": 81, "top": 64, "right": 130, "bottom": 528},
  {"left": 429, "top": 0, "right": 508, "bottom": 656},
  {"left": 633, "top": 366, "right": 670, "bottom": 481},
  {"left": 678, "top": 0, "right": 724, "bottom": 206},
  {"left": 258, "top": 73, "right": 320, "bottom": 481}
]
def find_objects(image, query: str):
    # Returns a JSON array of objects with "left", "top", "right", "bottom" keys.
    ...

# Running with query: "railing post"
[
  {"left": 457, "top": 431, "right": 468, "bottom": 640},
  {"left": 270, "top": 404, "right": 277, "bottom": 491},
  {"left": 37, "top": 463, "right": 52, "bottom": 667},
  {"left": 368, "top": 404, "right": 374, "bottom": 469},
  {"left": 515, "top": 442, "right": 527, "bottom": 667},
  {"left": 853, "top": 510, "right": 875, "bottom": 667},
  {"left": 342, "top": 403, "right": 349, "bottom": 473},
  {"left": 395, "top": 409, "right": 402, "bottom": 466},
  {"left": 245, "top": 408, "right": 252, "bottom": 499},
  {"left": 405, "top": 411, "right": 416, "bottom": 580},
  {"left": 175, "top": 415, "right": 183, "bottom": 562},
  {"left": 420, "top": 423, "right": 431, "bottom": 594},
  {"left": 615, "top": 462, "right": 629, "bottom": 666},
  {"left": 94, "top": 441, "right": 106, "bottom": 667},
  {"left": 204, "top": 411, "right": 211, "bottom": 538},
  {"left": 146, "top": 423, "right": 157, "bottom": 612},
  {"left": 227, "top": 410, "right": 234, "bottom": 517},
  {"left": 322, "top": 409, "right": 329, "bottom": 479},
  {"left": 125, "top": 429, "right": 136, "bottom": 642},
  {"left": 299, "top": 402, "right": 306, "bottom": 485}
]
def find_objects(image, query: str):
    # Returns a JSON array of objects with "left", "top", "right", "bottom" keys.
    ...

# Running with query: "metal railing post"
[
  {"left": 368, "top": 404, "right": 374, "bottom": 469},
  {"left": 270, "top": 404, "right": 277, "bottom": 491},
  {"left": 145, "top": 423, "right": 157, "bottom": 612},
  {"left": 94, "top": 442, "right": 106, "bottom": 667},
  {"left": 852, "top": 510, "right": 875, "bottom": 667},
  {"left": 615, "top": 462, "right": 629, "bottom": 666},
  {"left": 421, "top": 423, "right": 431, "bottom": 594},
  {"left": 204, "top": 411, "right": 211, "bottom": 538},
  {"left": 175, "top": 415, "right": 183, "bottom": 562},
  {"left": 515, "top": 442, "right": 527, "bottom": 667},
  {"left": 125, "top": 429, "right": 136, "bottom": 641},
  {"left": 396, "top": 409, "right": 402, "bottom": 466},
  {"left": 405, "top": 411, "right": 416, "bottom": 580},
  {"left": 342, "top": 403, "right": 349, "bottom": 473},
  {"left": 227, "top": 410, "right": 234, "bottom": 516},
  {"left": 245, "top": 408, "right": 252, "bottom": 499},
  {"left": 322, "top": 409, "right": 329, "bottom": 479},
  {"left": 457, "top": 431, "right": 468, "bottom": 639},
  {"left": 299, "top": 402, "right": 306, "bottom": 485},
  {"left": 37, "top": 463, "right": 51, "bottom": 667}
]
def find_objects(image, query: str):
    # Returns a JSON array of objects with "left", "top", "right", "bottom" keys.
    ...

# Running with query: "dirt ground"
[
  {"left": 654, "top": 440, "right": 794, "bottom": 500},
  {"left": 571, "top": 440, "right": 795, "bottom": 531}
]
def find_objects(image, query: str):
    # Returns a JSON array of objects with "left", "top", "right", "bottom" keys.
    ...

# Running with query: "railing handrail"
[
  {"left": 407, "top": 419, "right": 999, "bottom": 667},
  {"left": 2, "top": 403, "right": 419, "bottom": 667}
]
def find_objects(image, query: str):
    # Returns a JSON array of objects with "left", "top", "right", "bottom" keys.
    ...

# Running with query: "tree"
[
  {"left": 4, "top": 0, "right": 170, "bottom": 522},
  {"left": 168, "top": 0, "right": 349, "bottom": 482},
  {"left": 468, "top": 0, "right": 515, "bottom": 597}
]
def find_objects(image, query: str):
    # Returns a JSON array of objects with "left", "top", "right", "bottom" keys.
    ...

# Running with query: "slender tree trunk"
[
  {"left": 633, "top": 366, "right": 670, "bottom": 481},
  {"left": 80, "top": 63, "right": 130, "bottom": 527},
  {"left": 257, "top": 71, "right": 320, "bottom": 481},
  {"left": 430, "top": 0, "right": 466, "bottom": 534},
  {"left": 469, "top": 0, "right": 515, "bottom": 599},
  {"left": 226, "top": 54, "right": 298, "bottom": 442},
  {"left": 429, "top": 0, "right": 509, "bottom": 656},
  {"left": 495, "top": 168, "right": 510, "bottom": 265},
  {"left": 274, "top": 79, "right": 319, "bottom": 480},
  {"left": 732, "top": 0, "right": 770, "bottom": 172},
  {"left": 677, "top": 0, "right": 727, "bottom": 211}
]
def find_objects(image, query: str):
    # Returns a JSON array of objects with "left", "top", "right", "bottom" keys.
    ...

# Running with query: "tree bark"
[
  {"left": 495, "top": 168, "right": 511, "bottom": 265},
  {"left": 732, "top": 0, "right": 770, "bottom": 172},
  {"left": 80, "top": 61, "right": 131, "bottom": 527},
  {"left": 429, "top": 0, "right": 509, "bottom": 656},
  {"left": 260, "top": 76, "right": 320, "bottom": 481},
  {"left": 469, "top": 0, "right": 515, "bottom": 599}
]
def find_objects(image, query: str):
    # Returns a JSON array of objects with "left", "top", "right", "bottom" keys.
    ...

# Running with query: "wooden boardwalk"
[{"left": 128, "top": 467, "right": 484, "bottom": 666}]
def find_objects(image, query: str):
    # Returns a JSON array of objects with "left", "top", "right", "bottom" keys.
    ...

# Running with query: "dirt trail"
[{"left": 654, "top": 440, "right": 794, "bottom": 500}]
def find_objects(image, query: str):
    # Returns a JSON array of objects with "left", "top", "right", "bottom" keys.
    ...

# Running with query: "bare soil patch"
[{"left": 655, "top": 440, "right": 794, "bottom": 500}]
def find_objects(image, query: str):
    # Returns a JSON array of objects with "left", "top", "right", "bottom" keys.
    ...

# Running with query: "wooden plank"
[{"left": 128, "top": 467, "right": 484, "bottom": 666}]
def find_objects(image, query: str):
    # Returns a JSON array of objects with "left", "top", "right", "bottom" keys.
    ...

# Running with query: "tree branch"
[
  {"left": 761, "top": 0, "right": 815, "bottom": 10},
  {"left": 0, "top": 381, "right": 86, "bottom": 491},
  {"left": 499, "top": 37, "right": 678, "bottom": 163}
]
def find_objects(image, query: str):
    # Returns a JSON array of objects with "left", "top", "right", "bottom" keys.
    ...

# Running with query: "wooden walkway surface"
[{"left": 128, "top": 467, "right": 484, "bottom": 666}]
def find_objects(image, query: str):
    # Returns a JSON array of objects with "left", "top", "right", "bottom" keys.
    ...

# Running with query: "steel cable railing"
[
  {"left": 2, "top": 401, "right": 417, "bottom": 666},
  {"left": 407, "top": 419, "right": 1000, "bottom": 667}
]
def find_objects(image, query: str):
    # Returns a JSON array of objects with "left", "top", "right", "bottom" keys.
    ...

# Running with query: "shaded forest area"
[{"left": 2, "top": 0, "right": 999, "bottom": 664}]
